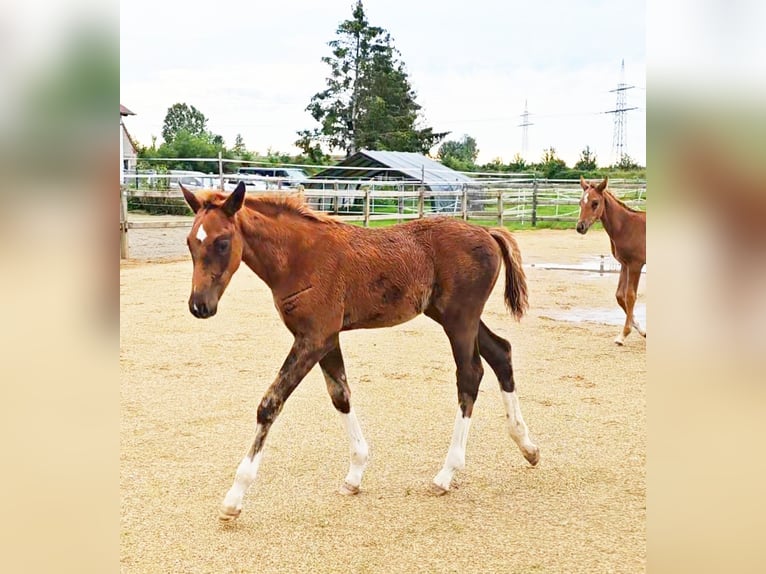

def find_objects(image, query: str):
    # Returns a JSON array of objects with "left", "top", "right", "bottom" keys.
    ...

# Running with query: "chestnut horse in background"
[
  {"left": 576, "top": 176, "right": 646, "bottom": 345},
  {"left": 181, "top": 182, "right": 539, "bottom": 521}
]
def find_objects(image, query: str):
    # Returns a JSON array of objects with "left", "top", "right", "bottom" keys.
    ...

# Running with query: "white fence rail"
[{"left": 120, "top": 171, "right": 645, "bottom": 259}]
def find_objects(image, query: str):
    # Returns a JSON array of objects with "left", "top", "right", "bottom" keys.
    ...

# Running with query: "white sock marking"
[
  {"left": 195, "top": 222, "right": 207, "bottom": 242},
  {"left": 340, "top": 408, "right": 369, "bottom": 488},
  {"left": 221, "top": 426, "right": 264, "bottom": 513},
  {"left": 501, "top": 391, "right": 537, "bottom": 458},
  {"left": 433, "top": 409, "right": 471, "bottom": 491}
]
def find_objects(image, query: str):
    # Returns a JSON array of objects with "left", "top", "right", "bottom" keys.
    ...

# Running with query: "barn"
[{"left": 308, "top": 150, "right": 480, "bottom": 213}]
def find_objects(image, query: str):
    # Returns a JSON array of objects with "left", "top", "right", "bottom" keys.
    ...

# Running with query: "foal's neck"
[
  {"left": 235, "top": 205, "right": 318, "bottom": 291},
  {"left": 599, "top": 192, "right": 628, "bottom": 240}
]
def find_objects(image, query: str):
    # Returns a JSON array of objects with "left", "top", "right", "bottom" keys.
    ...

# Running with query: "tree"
[
  {"left": 162, "top": 103, "right": 208, "bottom": 143},
  {"left": 508, "top": 153, "right": 528, "bottom": 173},
  {"left": 298, "top": 0, "right": 446, "bottom": 156},
  {"left": 539, "top": 147, "right": 568, "bottom": 179},
  {"left": 143, "top": 129, "right": 227, "bottom": 172},
  {"left": 438, "top": 135, "right": 479, "bottom": 167},
  {"left": 231, "top": 133, "right": 254, "bottom": 161},
  {"left": 614, "top": 154, "right": 641, "bottom": 170},
  {"left": 575, "top": 146, "right": 598, "bottom": 171},
  {"left": 232, "top": 134, "right": 246, "bottom": 155}
]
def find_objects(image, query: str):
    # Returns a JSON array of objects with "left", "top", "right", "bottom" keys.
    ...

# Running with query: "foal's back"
[{"left": 337, "top": 218, "right": 504, "bottom": 330}]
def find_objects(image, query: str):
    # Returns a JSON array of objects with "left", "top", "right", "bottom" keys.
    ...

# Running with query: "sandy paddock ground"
[{"left": 120, "top": 224, "right": 645, "bottom": 573}]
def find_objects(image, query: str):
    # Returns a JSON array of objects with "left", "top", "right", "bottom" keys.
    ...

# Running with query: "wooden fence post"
[
  {"left": 332, "top": 182, "right": 339, "bottom": 214},
  {"left": 397, "top": 183, "right": 404, "bottom": 223},
  {"left": 418, "top": 165, "right": 426, "bottom": 219},
  {"left": 497, "top": 189, "right": 504, "bottom": 226},
  {"left": 218, "top": 151, "right": 224, "bottom": 191},
  {"left": 461, "top": 186, "right": 468, "bottom": 221},
  {"left": 120, "top": 187, "right": 129, "bottom": 259},
  {"left": 532, "top": 179, "right": 538, "bottom": 227},
  {"left": 363, "top": 187, "right": 371, "bottom": 227}
]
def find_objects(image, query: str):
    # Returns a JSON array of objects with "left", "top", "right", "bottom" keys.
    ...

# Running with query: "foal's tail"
[{"left": 489, "top": 228, "right": 529, "bottom": 321}]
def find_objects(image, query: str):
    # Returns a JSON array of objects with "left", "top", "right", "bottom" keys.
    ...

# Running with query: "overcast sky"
[{"left": 120, "top": 0, "right": 645, "bottom": 167}]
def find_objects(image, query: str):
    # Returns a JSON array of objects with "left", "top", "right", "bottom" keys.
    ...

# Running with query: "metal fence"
[{"left": 120, "top": 161, "right": 645, "bottom": 259}]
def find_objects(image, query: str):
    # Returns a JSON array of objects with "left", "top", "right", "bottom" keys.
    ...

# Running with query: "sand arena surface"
[{"left": 120, "top": 226, "right": 645, "bottom": 573}]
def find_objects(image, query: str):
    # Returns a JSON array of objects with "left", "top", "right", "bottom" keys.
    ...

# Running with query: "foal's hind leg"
[
  {"left": 478, "top": 321, "right": 539, "bottom": 466},
  {"left": 430, "top": 314, "right": 484, "bottom": 494},
  {"left": 628, "top": 264, "right": 646, "bottom": 338},
  {"left": 320, "top": 338, "right": 369, "bottom": 496}
]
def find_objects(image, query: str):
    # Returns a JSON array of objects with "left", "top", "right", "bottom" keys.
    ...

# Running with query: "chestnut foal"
[
  {"left": 576, "top": 176, "right": 646, "bottom": 345},
  {"left": 181, "top": 183, "right": 539, "bottom": 521}
]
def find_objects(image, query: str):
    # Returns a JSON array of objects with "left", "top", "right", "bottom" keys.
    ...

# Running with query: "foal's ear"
[
  {"left": 595, "top": 177, "right": 608, "bottom": 193},
  {"left": 181, "top": 184, "right": 202, "bottom": 214},
  {"left": 579, "top": 175, "right": 589, "bottom": 191},
  {"left": 222, "top": 181, "right": 246, "bottom": 217}
]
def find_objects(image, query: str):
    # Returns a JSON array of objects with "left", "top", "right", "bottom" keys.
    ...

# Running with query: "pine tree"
[{"left": 297, "top": 0, "right": 445, "bottom": 156}]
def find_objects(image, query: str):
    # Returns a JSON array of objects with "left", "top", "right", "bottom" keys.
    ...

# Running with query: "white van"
[
  {"left": 168, "top": 170, "right": 216, "bottom": 190},
  {"left": 237, "top": 167, "right": 308, "bottom": 189}
]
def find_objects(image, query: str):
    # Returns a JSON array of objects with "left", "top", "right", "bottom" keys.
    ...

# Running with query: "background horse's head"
[
  {"left": 576, "top": 176, "right": 608, "bottom": 234},
  {"left": 181, "top": 182, "right": 247, "bottom": 318}
]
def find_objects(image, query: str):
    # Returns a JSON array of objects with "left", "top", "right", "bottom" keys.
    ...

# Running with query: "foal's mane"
[
  {"left": 246, "top": 194, "right": 338, "bottom": 224},
  {"left": 196, "top": 190, "right": 338, "bottom": 224},
  {"left": 604, "top": 189, "right": 642, "bottom": 213}
]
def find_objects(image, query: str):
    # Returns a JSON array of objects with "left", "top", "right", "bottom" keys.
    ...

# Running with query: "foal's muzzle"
[
  {"left": 189, "top": 296, "right": 217, "bottom": 319},
  {"left": 576, "top": 221, "right": 588, "bottom": 234}
]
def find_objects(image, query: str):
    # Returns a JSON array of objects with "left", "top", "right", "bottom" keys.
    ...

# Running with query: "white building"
[{"left": 120, "top": 104, "right": 138, "bottom": 183}]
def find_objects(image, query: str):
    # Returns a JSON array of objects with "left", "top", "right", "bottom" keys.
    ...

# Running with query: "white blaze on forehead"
[
  {"left": 195, "top": 222, "right": 207, "bottom": 242},
  {"left": 581, "top": 190, "right": 589, "bottom": 205}
]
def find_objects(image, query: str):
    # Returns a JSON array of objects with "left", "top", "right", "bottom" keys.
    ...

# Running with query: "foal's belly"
[
  {"left": 341, "top": 306, "right": 421, "bottom": 331},
  {"left": 341, "top": 283, "right": 431, "bottom": 331}
]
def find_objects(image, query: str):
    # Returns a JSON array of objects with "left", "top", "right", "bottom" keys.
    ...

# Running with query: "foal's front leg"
[
  {"left": 614, "top": 266, "right": 631, "bottom": 345},
  {"left": 219, "top": 338, "right": 330, "bottom": 522}
]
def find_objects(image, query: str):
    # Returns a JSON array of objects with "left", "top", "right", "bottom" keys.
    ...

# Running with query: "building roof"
[
  {"left": 120, "top": 104, "right": 136, "bottom": 116},
  {"left": 311, "top": 150, "right": 475, "bottom": 189}
]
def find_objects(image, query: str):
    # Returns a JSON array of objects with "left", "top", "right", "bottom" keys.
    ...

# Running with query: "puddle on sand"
[
  {"left": 528, "top": 255, "right": 646, "bottom": 275},
  {"left": 540, "top": 304, "right": 646, "bottom": 327}
]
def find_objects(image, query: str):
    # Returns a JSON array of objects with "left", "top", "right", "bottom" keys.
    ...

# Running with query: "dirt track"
[{"left": 120, "top": 226, "right": 646, "bottom": 573}]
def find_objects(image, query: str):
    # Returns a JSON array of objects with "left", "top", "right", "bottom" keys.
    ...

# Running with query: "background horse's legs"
[
  {"left": 219, "top": 337, "right": 332, "bottom": 522},
  {"left": 478, "top": 321, "right": 539, "bottom": 466},
  {"left": 628, "top": 264, "right": 646, "bottom": 338},
  {"left": 615, "top": 265, "right": 631, "bottom": 345},
  {"left": 319, "top": 338, "right": 369, "bottom": 496},
  {"left": 430, "top": 310, "right": 484, "bottom": 494}
]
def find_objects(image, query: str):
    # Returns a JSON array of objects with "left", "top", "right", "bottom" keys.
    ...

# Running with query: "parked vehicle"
[
  {"left": 168, "top": 170, "right": 217, "bottom": 190},
  {"left": 223, "top": 177, "right": 268, "bottom": 192},
  {"left": 237, "top": 167, "right": 308, "bottom": 189}
]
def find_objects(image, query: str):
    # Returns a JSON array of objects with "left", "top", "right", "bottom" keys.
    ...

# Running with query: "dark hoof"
[
  {"left": 339, "top": 482, "right": 360, "bottom": 496},
  {"left": 429, "top": 482, "right": 449, "bottom": 496},
  {"left": 218, "top": 507, "right": 241, "bottom": 522},
  {"left": 524, "top": 446, "right": 540, "bottom": 466}
]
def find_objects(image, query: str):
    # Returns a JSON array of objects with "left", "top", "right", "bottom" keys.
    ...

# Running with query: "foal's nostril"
[{"left": 189, "top": 299, "right": 216, "bottom": 319}]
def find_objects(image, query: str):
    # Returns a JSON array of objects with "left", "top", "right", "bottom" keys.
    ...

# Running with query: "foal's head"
[
  {"left": 576, "top": 176, "right": 608, "bottom": 234},
  {"left": 181, "top": 182, "right": 247, "bottom": 318}
]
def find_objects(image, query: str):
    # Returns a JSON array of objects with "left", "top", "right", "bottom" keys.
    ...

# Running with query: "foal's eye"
[
  {"left": 215, "top": 239, "right": 230, "bottom": 254},
  {"left": 591, "top": 201, "right": 599, "bottom": 209}
]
